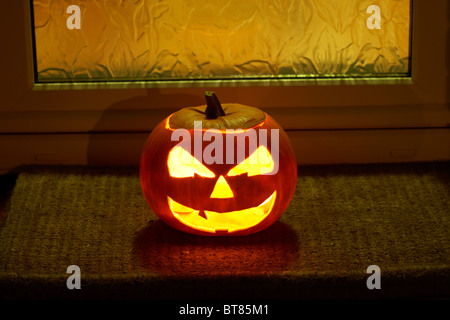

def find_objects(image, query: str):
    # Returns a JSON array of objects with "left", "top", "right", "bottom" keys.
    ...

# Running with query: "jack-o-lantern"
[{"left": 140, "top": 92, "right": 297, "bottom": 236}]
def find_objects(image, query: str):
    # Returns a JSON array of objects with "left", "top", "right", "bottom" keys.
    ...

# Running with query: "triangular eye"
[
  {"left": 168, "top": 146, "right": 215, "bottom": 178},
  {"left": 227, "top": 146, "right": 275, "bottom": 177}
]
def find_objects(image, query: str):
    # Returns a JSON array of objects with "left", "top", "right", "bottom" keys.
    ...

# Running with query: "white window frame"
[{"left": 0, "top": 0, "right": 449, "bottom": 172}]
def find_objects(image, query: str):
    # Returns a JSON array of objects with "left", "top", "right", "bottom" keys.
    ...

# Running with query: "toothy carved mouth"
[{"left": 167, "top": 191, "right": 276, "bottom": 234}]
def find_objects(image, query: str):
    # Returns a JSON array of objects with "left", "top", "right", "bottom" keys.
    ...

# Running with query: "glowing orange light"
[
  {"left": 165, "top": 113, "right": 268, "bottom": 132},
  {"left": 210, "top": 175, "right": 234, "bottom": 199},
  {"left": 228, "top": 146, "right": 275, "bottom": 177},
  {"left": 167, "top": 146, "right": 215, "bottom": 178},
  {"left": 168, "top": 191, "right": 276, "bottom": 234}
]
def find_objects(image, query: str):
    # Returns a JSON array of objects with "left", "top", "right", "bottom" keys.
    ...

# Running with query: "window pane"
[{"left": 32, "top": 0, "right": 411, "bottom": 82}]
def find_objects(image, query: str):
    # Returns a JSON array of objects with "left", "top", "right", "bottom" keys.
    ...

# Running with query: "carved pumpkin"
[{"left": 140, "top": 92, "right": 297, "bottom": 236}]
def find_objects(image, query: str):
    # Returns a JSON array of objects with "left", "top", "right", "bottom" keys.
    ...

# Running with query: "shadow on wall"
[{"left": 86, "top": 89, "right": 203, "bottom": 166}]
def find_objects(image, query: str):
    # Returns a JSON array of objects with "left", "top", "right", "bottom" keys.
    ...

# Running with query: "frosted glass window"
[{"left": 32, "top": 0, "right": 411, "bottom": 82}]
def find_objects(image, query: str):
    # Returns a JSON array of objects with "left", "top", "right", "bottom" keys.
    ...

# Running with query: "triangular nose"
[{"left": 210, "top": 175, "right": 234, "bottom": 199}]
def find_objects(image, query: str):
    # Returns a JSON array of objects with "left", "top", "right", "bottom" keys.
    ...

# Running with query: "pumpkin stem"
[{"left": 205, "top": 91, "right": 225, "bottom": 119}]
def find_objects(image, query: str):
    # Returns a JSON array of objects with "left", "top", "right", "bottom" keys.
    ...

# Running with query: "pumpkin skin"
[{"left": 139, "top": 92, "right": 297, "bottom": 236}]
